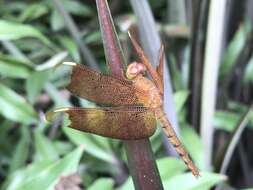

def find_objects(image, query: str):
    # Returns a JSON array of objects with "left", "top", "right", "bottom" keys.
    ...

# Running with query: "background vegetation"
[{"left": 0, "top": 0, "right": 253, "bottom": 189}]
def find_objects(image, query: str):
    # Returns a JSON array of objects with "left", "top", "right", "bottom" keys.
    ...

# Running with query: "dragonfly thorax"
[
  {"left": 126, "top": 62, "right": 162, "bottom": 109},
  {"left": 130, "top": 73, "right": 163, "bottom": 109}
]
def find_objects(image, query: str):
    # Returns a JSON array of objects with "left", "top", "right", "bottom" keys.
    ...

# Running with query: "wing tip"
[
  {"left": 54, "top": 108, "right": 70, "bottom": 113},
  {"left": 45, "top": 108, "right": 70, "bottom": 123},
  {"left": 63, "top": 62, "right": 78, "bottom": 66},
  {"left": 127, "top": 30, "right": 132, "bottom": 38}
]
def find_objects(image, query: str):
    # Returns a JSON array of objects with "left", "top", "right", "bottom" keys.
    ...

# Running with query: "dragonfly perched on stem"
[{"left": 48, "top": 33, "right": 200, "bottom": 177}]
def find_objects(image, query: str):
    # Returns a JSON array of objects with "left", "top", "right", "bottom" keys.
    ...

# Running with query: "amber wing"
[
  {"left": 54, "top": 107, "right": 156, "bottom": 140},
  {"left": 65, "top": 63, "right": 145, "bottom": 106}
]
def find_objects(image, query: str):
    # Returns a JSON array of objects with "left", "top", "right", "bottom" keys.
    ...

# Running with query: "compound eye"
[{"left": 126, "top": 62, "right": 146, "bottom": 79}]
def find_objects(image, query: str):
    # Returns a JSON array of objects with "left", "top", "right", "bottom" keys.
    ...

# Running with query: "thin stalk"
[
  {"left": 52, "top": 0, "right": 99, "bottom": 70},
  {"left": 167, "top": 0, "right": 187, "bottom": 24},
  {"left": 200, "top": 0, "right": 227, "bottom": 170},
  {"left": 95, "top": 0, "right": 163, "bottom": 189},
  {"left": 238, "top": 142, "right": 252, "bottom": 186},
  {"left": 1, "top": 40, "right": 32, "bottom": 64},
  {"left": 219, "top": 105, "right": 253, "bottom": 175},
  {"left": 96, "top": 0, "right": 125, "bottom": 77},
  {"left": 188, "top": 0, "right": 209, "bottom": 131},
  {"left": 215, "top": 105, "right": 252, "bottom": 190},
  {"left": 130, "top": 0, "right": 179, "bottom": 157}
]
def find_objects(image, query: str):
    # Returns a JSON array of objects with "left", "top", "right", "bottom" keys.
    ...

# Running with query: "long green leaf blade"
[{"left": 16, "top": 146, "right": 84, "bottom": 190}]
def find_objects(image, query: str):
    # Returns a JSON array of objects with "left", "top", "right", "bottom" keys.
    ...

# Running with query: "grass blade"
[
  {"left": 200, "top": 0, "right": 227, "bottom": 170},
  {"left": 52, "top": 0, "right": 99, "bottom": 69},
  {"left": 215, "top": 105, "right": 252, "bottom": 190},
  {"left": 188, "top": 0, "right": 209, "bottom": 130},
  {"left": 0, "top": 20, "right": 52, "bottom": 46},
  {"left": 219, "top": 105, "right": 253, "bottom": 175}
]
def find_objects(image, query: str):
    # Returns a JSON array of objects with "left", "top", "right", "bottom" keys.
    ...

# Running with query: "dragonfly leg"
[{"left": 156, "top": 45, "right": 165, "bottom": 95}]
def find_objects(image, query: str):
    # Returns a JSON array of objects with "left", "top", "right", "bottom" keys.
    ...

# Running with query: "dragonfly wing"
[
  {"left": 54, "top": 107, "right": 156, "bottom": 140},
  {"left": 65, "top": 62, "right": 144, "bottom": 106}
]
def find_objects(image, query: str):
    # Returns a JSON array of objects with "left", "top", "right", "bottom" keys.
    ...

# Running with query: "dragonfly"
[{"left": 50, "top": 34, "right": 200, "bottom": 177}]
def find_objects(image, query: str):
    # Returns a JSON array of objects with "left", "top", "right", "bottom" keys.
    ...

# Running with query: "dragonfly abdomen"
[{"left": 155, "top": 109, "right": 200, "bottom": 177}]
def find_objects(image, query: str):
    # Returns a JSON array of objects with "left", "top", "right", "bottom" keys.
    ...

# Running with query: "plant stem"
[
  {"left": 200, "top": 0, "right": 227, "bottom": 170},
  {"left": 124, "top": 140, "right": 163, "bottom": 190},
  {"left": 167, "top": 0, "right": 187, "bottom": 24},
  {"left": 188, "top": 0, "right": 209, "bottom": 131},
  {"left": 95, "top": 0, "right": 163, "bottom": 189},
  {"left": 219, "top": 105, "right": 253, "bottom": 175},
  {"left": 215, "top": 105, "right": 252, "bottom": 190}
]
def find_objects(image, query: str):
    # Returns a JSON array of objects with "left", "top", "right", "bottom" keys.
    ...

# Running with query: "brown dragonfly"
[{"left": 50, "top": 34, "right": 200, "bottom": 177}]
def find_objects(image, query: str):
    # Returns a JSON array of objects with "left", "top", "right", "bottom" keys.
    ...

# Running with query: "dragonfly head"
[{"left": 126, "top": 61, "right": 147, "bottom": 80}]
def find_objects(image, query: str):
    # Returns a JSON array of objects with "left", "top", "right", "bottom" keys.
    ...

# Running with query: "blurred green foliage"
[{"left": 0, "top": 0, "right": 252, "bottom": 190}]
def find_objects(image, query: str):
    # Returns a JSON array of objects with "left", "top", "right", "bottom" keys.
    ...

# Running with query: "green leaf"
[
  {"left": 35, "top": 51, "right": 68, "bottom": 71},
  {"left": 163, "top": 172, "right": 226, "bottom": 190},
  {"left": 170, "top": 54, "right": 184, "bottom": 90},
  {"left": 19, "top": 4, "right": 48, "bottom": 21},
  {"left": 9, "top": 126, "right": 30, "bottom": 174},
  {"left": 26, "top": 70, "right": 51, "bottom": 103},
  {"left": 62, "top": 0, "right": 92, "bottom": 16},
  {"left": 0, "top": 2, "right": 26, "bottom": 14},
  {"left": 63, "top": 126, "right": 117, "bottom": 164},
  {"left": 16, "top": 146, "right": 84, "bottom": 190},
  {"left": 0, "top": 54, "right": 33, "bottom": 78},
  {"left": 3, "top": 161, "right": 53, "bottom": 190},
  {"left": 53, "top": 141, "right": 74, "bottom": 155},
  {"left": 0, "top": 54, "right": 33, "bottom": 68},
  {"left": 243, "top": 54, "right": 253, "bottom": 84},
  {"left": 88, "top": 178, "right": 114, "bottom": 190},
  {"left": 118, "top": 177, "right": 133, "bottom": 190},
  {"left": 0, "top": 120, "right": 13, "bottom": 143},
  {"left": 50, "top": 1, "right": 92, "bottom": 31},
  {"left": 213, "top": 111, "right": 242, "bottom": 132},
  {"left": 227, "top": 101, "right": 248, "bottom": 112},
  {"left": 219, "top": 22, "right": 251, "bottom": 79},
  {"left": 58, "top": 36, "right": 81, "bottom": 62},
  {"left": 85, "top": 31, "right": 102, "bottom": 44},
  {"left": 174, "top": 90, "right": 189, "bottom": 114},
  {"left": 0, "top": 20, "right": 52, "bottom": 46},
  {"left": 158, "top": 158, "right": 186, "bottom": 180},
  {"left": 34, "top": 132, "right": 59, "bottom": 161},
  {"left": 0, "top": 83, "right": 36, "bottom": 124},
  {"left": 226, "top": 103, "right": 253, "bottom": 128},
  {"left": 181, "top": 127, "right": 205, "bottom": 170},
  {"left": 50, "top": 10, "right": 65, "bottom": 31},
  {"left": 0, "top": 60, "right": 32, "bottom": 79},
  {"left": 91, "top": 135, "right": 114, "bottom": 152}
]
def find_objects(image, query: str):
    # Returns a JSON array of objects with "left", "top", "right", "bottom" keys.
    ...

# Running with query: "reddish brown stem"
[
  {"left": 96, "top": 0, "right": 125, "bottom": 78},
  {"left": 95, "top": 0, "right": 163, "bottom": 189},
  {"left": 124, "top": 140, "right": 163, "bottom": 190}
]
